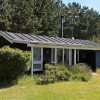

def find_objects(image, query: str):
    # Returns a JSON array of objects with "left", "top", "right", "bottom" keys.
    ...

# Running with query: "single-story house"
[{"left": 0, "top": 31, "right": 100, "bottom": 74}]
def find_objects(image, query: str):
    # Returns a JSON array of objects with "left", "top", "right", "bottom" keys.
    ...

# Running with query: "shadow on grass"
[{"left": 0, "top": 79, "right": 18, "bottom": 89}]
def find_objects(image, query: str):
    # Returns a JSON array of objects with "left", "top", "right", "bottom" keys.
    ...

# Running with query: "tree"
[
  {"left": 33, "top": 0, "right": 63, "bottom": 36},
  {"left": 0, "top": 1, "right": 100, "bottom": 40},
  {"left": 2, "top": 0, "right": 36, "bottom": 34},
  {"left": 1, "top": 0, "right": 63, "bottom": 36},
  {"left": 63, "top": 2, "right": 100, "bottom": 39}
]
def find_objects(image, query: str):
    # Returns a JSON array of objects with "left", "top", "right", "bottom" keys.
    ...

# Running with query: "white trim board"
[{"left": 27, "top": 43, "right": 100, "bottom": 50}]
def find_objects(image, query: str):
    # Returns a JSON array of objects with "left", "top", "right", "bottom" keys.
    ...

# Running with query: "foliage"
[
  {"left": 91, "top": 34, "right": 100, "bottom": 43},
  {"left": 0, "top": 1, "right": 100, "bottom": 39},
  {"left": 69, "top": 63, "right": 92, "bottom": 81},
  {"left": 36, "top": 64, "right": 72, "bottom": 85},
  {"left": 0, "top": 47, "right": 31, "bottom": 85},
  {"left": 37, "top": 64, "right": 92, "bottom": 84},
  {"left": 36, "top": 64, "right": 92, "bottom": 84},
  {"left": 63, "top": 2, "right": 100, "bottom": 39},
  {"left": 0, "top": 0, "right": 63, "bottom": 36},
  {"left": 1, "top": 0, "right": 36, "bottom": 33},
  {"left": 72, "top": 73, "right": 91, "bottom": 82}
]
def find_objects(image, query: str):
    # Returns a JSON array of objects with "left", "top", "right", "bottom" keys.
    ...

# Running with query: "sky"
[{"left": 62, "top": 0, "right": 100, "bottom": 13}]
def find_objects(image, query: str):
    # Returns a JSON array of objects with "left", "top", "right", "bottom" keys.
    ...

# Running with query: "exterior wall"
[
  {"left": 96, "top": 51, "right": 100, "bottom": 68},
  {"left": 0, "top": 36, "right": 31, "bottom": 51},
  {"left": 11, "top": 43, "right": 31, "bottom": 51},
  {"left": 0, "top": 36, "right": 11, "bottom": 47}
]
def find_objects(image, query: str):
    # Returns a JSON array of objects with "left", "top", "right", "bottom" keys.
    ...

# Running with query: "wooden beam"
[
  {"left": 27, "top": 43, "right": 100, "bottom": 50},
  {"left": 31, "top": 47, "right": 33, "bottom": 77},
  {"left": 63, "top": 48, "right": 64, "bottom": 65},
  {"left": 55, "top": 48, "right": 57, "bottom": 65},
  {"left": 41, "top": 47, "right": 43, "bottom": 71}
]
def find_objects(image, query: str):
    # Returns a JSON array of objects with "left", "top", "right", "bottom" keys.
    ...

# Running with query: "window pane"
[
  {"left": 76, "top": 50, "right": 79, "bottom": 63},
  {"left": 64, "top": 49, "right": 69, "bottom": 65},
  {"left": 33, "top": 64, "right": 41, "bottom": 69},
  {"left": 51, "top": 48, "right": 55, "bottom": 63},
  {"left": 57, "top": 48, "right": 63, "bottom": 64},
  {"left": 33, "top": 47, "right": 41, "bottom": 61}
]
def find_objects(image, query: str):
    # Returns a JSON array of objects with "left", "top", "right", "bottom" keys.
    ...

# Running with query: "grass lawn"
[{"left": 0, "top": 74, "right": 100, "bottom": 100}]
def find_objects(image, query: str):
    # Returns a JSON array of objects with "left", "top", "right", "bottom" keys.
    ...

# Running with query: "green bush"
[
  {"left": 72, "top": 73, "right": 91, "bottom": 82},
  {"left": 70, "top": 63, "right": 92, "bottom": 81},
  {"left": 69, "top": 63, "right": 91, "bottom": 74},
  {"left": 0, "top": 47, "right": 31, "bottom": 84},
  {"left": 36, "top": 75, "right": 55, "bottom": 85},
  {"left": 37, "top": 64, "right": 72, "bottom": 85},
  {"left": 36, "top": 64, "right": 92, "bottom": 84}
]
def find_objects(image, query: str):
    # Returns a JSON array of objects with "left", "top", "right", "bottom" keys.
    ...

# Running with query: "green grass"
[{"left": 0, "top": 75, "right": 100, "bottom": 100}]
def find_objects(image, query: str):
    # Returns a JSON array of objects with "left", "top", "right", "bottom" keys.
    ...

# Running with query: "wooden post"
[
  {"left": 55, "top": 48, "right": 57, "bottom": 65},
  {"left": 41, "top": 47, "right": 43, "bottom": 71},
  {"left": 63, "top": 48, "right": 64, "bottom": 65},
  {"left": 31, "top": 47, "right": 33, "bottom": 77}
]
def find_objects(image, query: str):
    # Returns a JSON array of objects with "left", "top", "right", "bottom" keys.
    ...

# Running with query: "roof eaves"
[{"left": 0, "top": 31, "right": 13, "bottom": 44}]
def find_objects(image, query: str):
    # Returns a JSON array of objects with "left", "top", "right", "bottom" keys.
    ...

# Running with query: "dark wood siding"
[
  {"left": 0, "top": 36, "right": 31, "bottom": 51},
  {"left": 96, "top": 51, "right": 100, "bottom": 68}
]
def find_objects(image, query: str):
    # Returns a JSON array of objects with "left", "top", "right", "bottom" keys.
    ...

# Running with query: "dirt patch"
[{"left": 92, "top": 73, "right": 100, "bottom": 76}]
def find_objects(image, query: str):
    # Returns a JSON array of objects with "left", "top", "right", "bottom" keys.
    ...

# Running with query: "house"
[{"left": 0, "top": 31, "right": 100, "bottom": 74}]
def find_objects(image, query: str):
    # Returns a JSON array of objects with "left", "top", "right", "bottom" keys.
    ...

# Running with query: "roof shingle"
[{"left": 0, "top": 31, "right": 100, "bottom": 48}]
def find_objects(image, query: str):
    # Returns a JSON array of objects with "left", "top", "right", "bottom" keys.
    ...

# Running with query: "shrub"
[
  {"left": 69, "top": 63, "right": 91, "bottom": 73},
  {"left": 36, "top": 75, "right": 55, "bottom": 85},
  {"left": 72, "top": 73, "right": 91, "bottom": 82},
  {"left": 70, "top": 63, "right": 92, "bottom": 81},
  {"left": 36, "top": 64, "right": 92, "bottom": 84},
  {"left": 37, "top": 64, "right": 72, "bottom": 85},
  {"left": 0, "top": 47, "right": 31, "bottom": 84}
]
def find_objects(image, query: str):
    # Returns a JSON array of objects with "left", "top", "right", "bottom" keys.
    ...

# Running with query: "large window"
[
  {"left": 51, "top": 48, "right": 55, "bottom": 63},
  {"left": 51, "top": 48, "right": 69, "bottom": 65},
  {"left": 34, "top": 47, "right": 41, "bottom": 61},
  {"left": 33, "top": 47, "right": 43, "bottom": 71},
  {"left": 57, "top": 48, "right": 63, "bottom": 64},
  {"left": 64, "top": 49, "right": 69, "bottom": 65}
]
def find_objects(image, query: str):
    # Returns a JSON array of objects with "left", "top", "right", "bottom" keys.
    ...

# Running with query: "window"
[
  {"left": 33, "top": 64, "right": 42, "bottom": 69},
  {"left": 51, "top": 48, "right": 70, "bottom": 65},
  {"left": 57, "top": 48, "right": 63, "bottom": 64},
  {"left": 33, "top": 47, "right": 43, "bottom": 71},
  {"left": 33, "top": 47, "right": 41, "bottom": 61},
  {"left": 64, "top": 49, "right": 69, "bottom": 65},
  {"left": 51, "top": 48, "right": 55, "bottom": 63}
]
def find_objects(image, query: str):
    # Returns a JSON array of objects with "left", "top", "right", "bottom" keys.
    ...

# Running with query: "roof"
[{"left": 0, "top": 31, "right": 100, "bottom": 50}]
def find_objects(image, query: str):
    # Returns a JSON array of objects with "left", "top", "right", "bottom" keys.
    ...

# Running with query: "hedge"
[
  {"left": 36, "top": 64, "right": 92, "bottom": 85},
  {"left": 36, "top": 64, "right": 72, "bottom": 85},
  {"left": 0, "top": 47, "right": 31, "bottom": 84}
]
